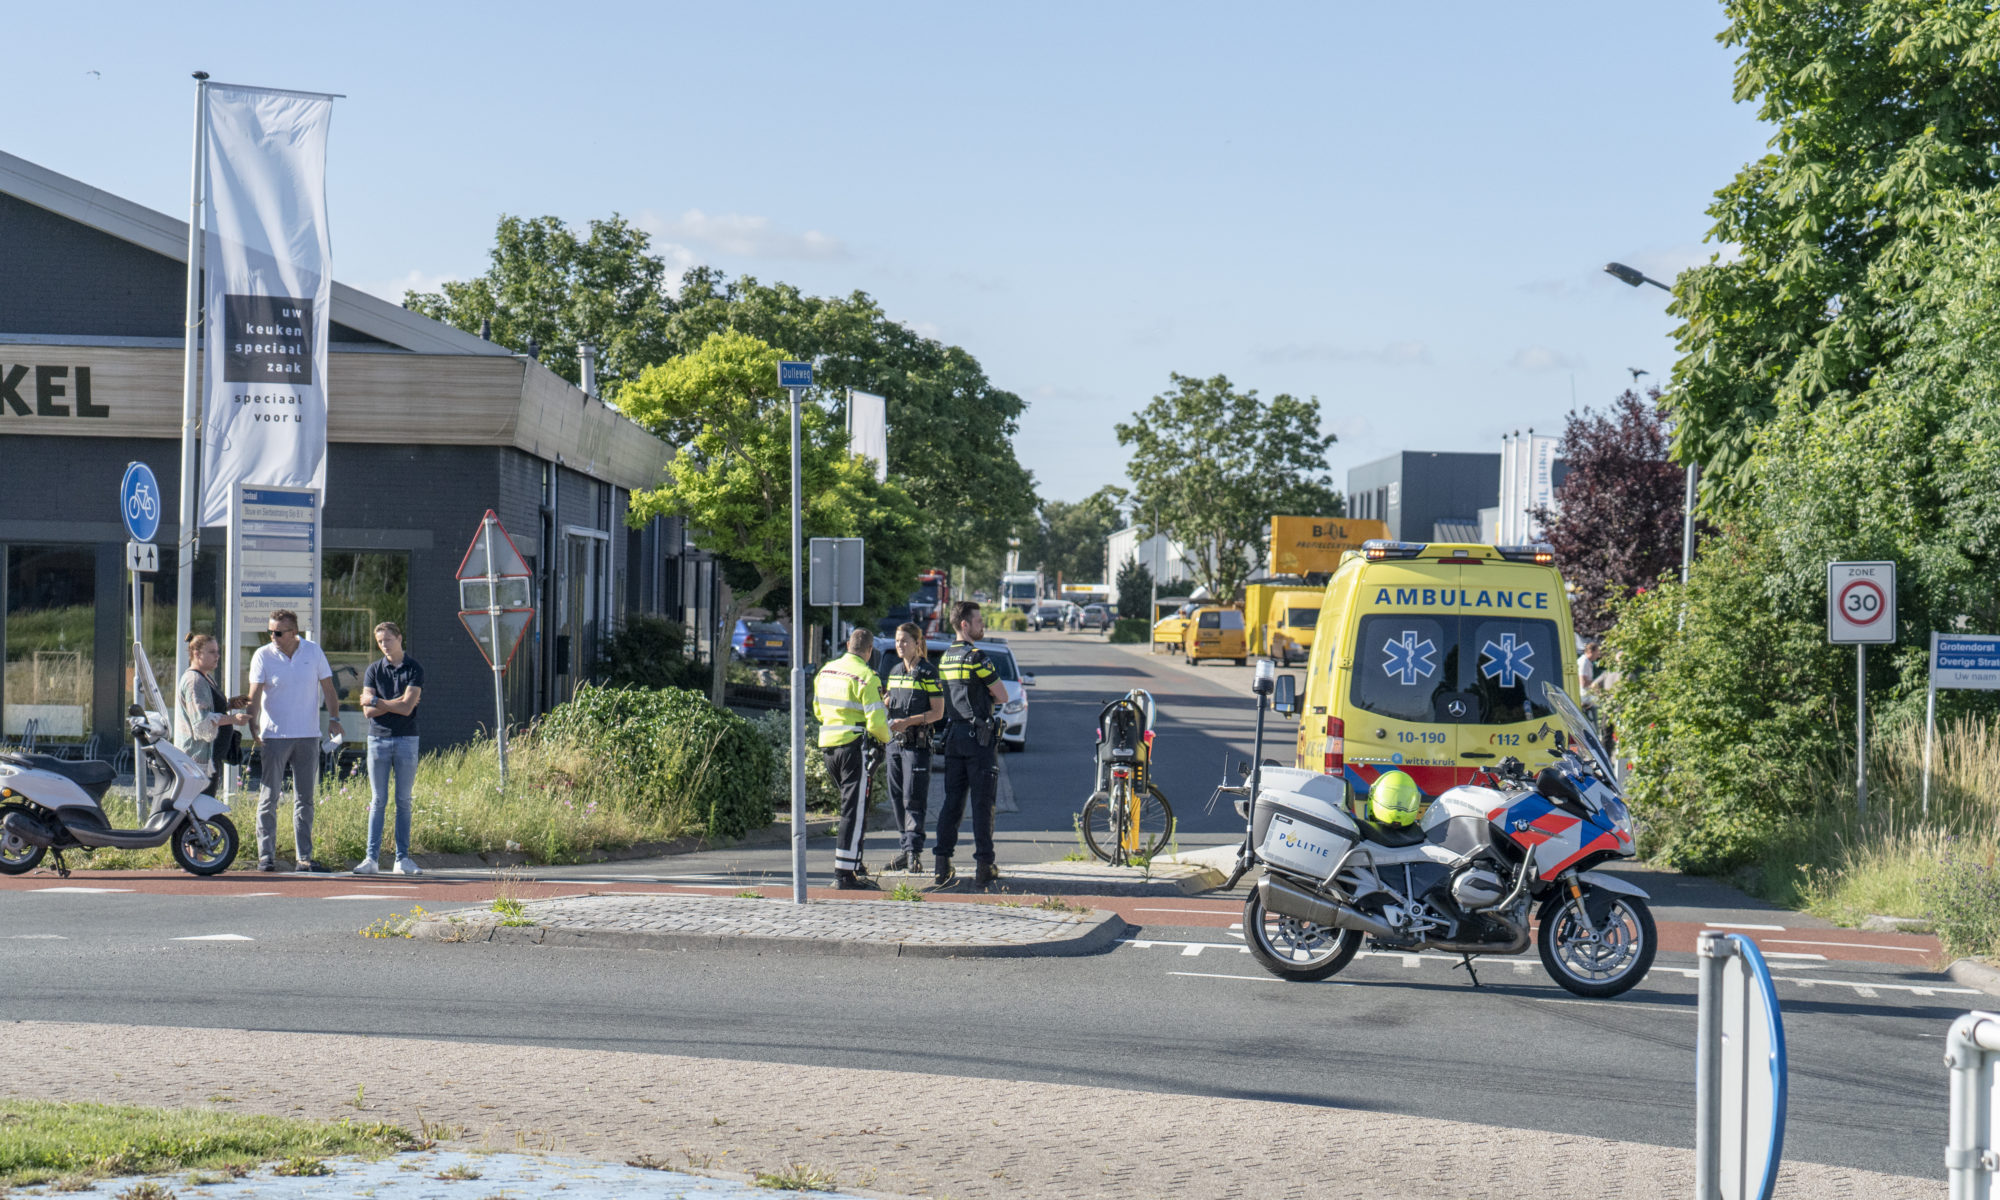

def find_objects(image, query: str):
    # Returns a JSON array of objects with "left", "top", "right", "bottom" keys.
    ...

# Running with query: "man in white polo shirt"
[{"left": 245, "top": 609, "right": 343, "bottom": 872}]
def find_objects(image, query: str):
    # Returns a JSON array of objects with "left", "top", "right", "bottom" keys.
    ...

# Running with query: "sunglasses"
[{"left": 266, "top": 627, "right": 299, "bottom": 639}]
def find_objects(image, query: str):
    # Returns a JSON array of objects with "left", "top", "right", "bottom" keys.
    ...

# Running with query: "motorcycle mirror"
[
  {"left": 1235, "top": 760, "right": 1250, "bottom": 780},
  {"left": 1552, "top": 728, "right": 1567, "bottom": 750},
  {"left": 1535, "top": 765, "right": 1585, "bottom": 808}
]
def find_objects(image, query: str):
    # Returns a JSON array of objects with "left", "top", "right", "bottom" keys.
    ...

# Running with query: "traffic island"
[
  {"left": 876, "top": 856, "right": 1225, "bottom": 897},
  {"left": 406, "top": 893, "right": 1127, "bottom": 958}
]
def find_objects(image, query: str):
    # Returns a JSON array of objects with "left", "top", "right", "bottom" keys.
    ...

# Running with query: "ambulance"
[{"left": 1293, "top": 540, "right": 1579, "bottom": 810}]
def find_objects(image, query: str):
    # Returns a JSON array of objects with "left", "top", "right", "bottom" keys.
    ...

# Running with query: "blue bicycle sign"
[{"left": 121, "top": 462, "right": 161, "bottom": 543}]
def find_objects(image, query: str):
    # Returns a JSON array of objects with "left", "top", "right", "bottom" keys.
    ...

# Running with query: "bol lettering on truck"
[{"left": 1294, "top": 540, "right": 1580, "bottom": 818}]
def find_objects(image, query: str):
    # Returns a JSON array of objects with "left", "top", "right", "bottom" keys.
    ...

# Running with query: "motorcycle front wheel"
[
  {"left": 1244, "top": 886, "right": 1362, "bottom": 982},
  {"left": 0, "top": 803, "right": 47, "bottom": 875},
  {"left": 1537, "top": 891, "right": 1657, "bottom": 999},
  {"left": 172, "top": 814, "right": 239, "bottom": 877}
]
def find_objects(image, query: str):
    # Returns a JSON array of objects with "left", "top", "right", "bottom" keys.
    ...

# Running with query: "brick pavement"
[
  {"left": 2, "top": 1022, "right": 1938, "bottom": 1199},
  {"left": 411, "top": 892, "right": 1127, "bottom": 957}
]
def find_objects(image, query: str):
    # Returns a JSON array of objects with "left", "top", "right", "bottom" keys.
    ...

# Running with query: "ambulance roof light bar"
[
  {"left": 1362, "top": 540, "right": 1425, "bottom": 561},
  {"left": 1496, "top": 543, "right": 1556, "bottom": 565}
]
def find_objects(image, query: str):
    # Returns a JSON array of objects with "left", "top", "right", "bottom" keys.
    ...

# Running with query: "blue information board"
[
  {"left": 121, "top": 462, "right": 161, "bottom": 543},
  {"left": 778, "top": 361, "right": 813, "bottom": 389}
]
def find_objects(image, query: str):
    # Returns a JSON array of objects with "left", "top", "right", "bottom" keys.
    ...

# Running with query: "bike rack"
[{"left": 1946, "top": 1011, "right": 2000, "bottom": 1199}]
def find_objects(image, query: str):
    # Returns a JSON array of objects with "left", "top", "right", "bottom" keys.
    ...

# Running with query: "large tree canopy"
[
  {"left": 1028, "top": 486, "right": 1127, "bottom": 586},
  {"left": 664, "top": 268, "right": 1038, "bottom": 571},
  {"left": 404, "top": 214, "right": 674, "bottom": 394},
  {"left": 1668, "top": 1, "right": 2000, "bottom": 497},
  {"left": 1115, "top": 373, "right": 1340, "bottom": 602}
]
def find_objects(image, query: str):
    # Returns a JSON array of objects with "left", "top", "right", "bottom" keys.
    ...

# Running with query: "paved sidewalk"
[
  {"left": 411, "top": 892, "right": 1127, "bottom": 958},
  {"left": 1, "top": 1022, "right": 1937, "bottom": 1200}
]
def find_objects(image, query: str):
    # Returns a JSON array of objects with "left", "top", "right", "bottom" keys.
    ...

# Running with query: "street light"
[{"left": 1605, "top": 261, "right": 1697, "bottom": 584}]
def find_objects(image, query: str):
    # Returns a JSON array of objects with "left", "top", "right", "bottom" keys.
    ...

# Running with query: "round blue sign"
[{"left": 121, "top": 462, "right": 161, "bottom": 543}]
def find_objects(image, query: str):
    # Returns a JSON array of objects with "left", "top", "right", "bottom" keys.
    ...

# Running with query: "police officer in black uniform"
[
  {"left": 933, "top": 600, "right": 1010, "bottom": 889},
  {"left": 883, "top": 621, "right": 944, "bottom": 874}
]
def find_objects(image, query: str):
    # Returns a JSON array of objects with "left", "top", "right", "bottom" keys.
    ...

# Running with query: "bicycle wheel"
[
  {"left": 1082, "top": 786, "right": 1175, "bottom": 863},
  {"left": 1080, "top": 793, "right": 1116, "bottom": 863}
]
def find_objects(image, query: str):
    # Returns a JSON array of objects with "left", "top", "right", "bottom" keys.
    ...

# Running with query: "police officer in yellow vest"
[
  {"left": 934, "top": 600, "right": 1010, "bottom": 890},
  {"left": 814, "top": 626, "right": 892, "bottom": 889}
]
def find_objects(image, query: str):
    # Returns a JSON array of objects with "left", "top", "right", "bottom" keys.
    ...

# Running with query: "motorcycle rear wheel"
[
  {"left": 1537, "top": 892, "right": 1656, "bottom": 999},
  {"left": 172, "top": 814, "right": 238, "bottom": 877},
  {"left": 0, "top": 803, "right": 47, "bottom": 875},
  {"left": 1244, "top": 886, "right": 1362, "bottom": 981}
]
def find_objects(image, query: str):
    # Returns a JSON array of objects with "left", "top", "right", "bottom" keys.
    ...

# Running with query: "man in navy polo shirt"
[{"left": 355, "top": 621, "right": 425, "bottom": 876}]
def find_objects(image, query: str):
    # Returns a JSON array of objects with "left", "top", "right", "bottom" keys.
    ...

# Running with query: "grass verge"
[{"left": 0, "top": 1098, "right": 417, "bottom": 1188}]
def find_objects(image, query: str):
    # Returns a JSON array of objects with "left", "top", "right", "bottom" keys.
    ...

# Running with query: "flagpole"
[{"left": 174, "top": 71, "right": 209, "bottom": 686}]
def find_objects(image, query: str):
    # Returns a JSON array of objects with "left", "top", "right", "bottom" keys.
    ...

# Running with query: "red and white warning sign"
[
  {"left": 457, "top": 510, "right": 536, "bottom": 668},
  {"left": 1827, "top": 561, "right": 1896, "bottom": 645}
]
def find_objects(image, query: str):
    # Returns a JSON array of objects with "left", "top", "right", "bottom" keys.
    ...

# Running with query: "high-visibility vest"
[{"left": 812, "top": 653, "right": 890, "bottom": 747}]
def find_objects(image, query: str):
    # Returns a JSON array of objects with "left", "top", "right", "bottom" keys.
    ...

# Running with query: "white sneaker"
[
  {"left": 394, "top": 856, "right": 422, "bottom": 876},
  {"left": 352, "top": 857, "right": 380, "bottom": 875}
]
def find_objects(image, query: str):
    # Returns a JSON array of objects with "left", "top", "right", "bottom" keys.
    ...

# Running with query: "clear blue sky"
[{"left": 13, "top": 3, "right": 1769, "bottom": 506}]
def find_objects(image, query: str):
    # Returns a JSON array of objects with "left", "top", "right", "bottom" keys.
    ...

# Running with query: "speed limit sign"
[{"left": 1828, "top": 561, "right": 1896, "bottom": 644}]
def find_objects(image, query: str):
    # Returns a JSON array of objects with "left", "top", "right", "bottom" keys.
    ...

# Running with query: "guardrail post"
[
  {"left": 1947, "top": 1012, "right": 2000, "bottom": 1200},
  {"left": 1695, "top": 930, "right": 1731, "bottom": 1200}
]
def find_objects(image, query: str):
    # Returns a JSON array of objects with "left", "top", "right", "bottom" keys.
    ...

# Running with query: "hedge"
[{"left": 1109, "top": 618, "right": 1150, "bottom": 644}]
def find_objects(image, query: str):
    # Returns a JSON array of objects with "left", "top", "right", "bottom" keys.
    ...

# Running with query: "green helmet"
[{"left": 1370, "top": 770, "right": 1424, "bottom": 827}]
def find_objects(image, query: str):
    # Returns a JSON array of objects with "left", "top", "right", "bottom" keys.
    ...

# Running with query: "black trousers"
[
  {"left": 823, "top": 740, "right": 871, "bottom": 873},
  {"left": 886, "top": 741, "right": 931, "bottom": 855},
  {"left": 936, "top": 741, "right": 998, "bottom": 865}
]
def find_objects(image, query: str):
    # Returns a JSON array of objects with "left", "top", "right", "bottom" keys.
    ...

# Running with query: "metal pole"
[
  {"left": 1857, "top": 643, "right": 1869, "bottom": 817},
  {"left": 1148, "top": 502, "right": 1159, "bottom": 654},
  {"left": 789, "top": 386, "right": 808, "bottom": 905},
  {"left": 1924, "top": 633, "right": 1939, "bottom": 819},
  {"left": 132, "top": 562, "right": 146, "bottom": 818},
  {"left": 1681, "top": 463, "right": 1699, "bottom": 585},
  {"left": 175, "top": 73, "right": 209, "bottom": 687},
  {"left": 1694, "top": 930, "right": 1730, "bottom": 1200},
  {"left": 483, "top": 515, "right": 508, "bottom": 789}
]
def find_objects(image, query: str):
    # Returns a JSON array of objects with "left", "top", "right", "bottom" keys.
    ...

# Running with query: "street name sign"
[
  {"left": 1932, "top": 634, "right": 2000, "bottom": 690},
  {"left": 1827, "top": 561, "right": 1896, "bottom": 644},
  {"left": 779, "top": 361, "right": 813, "bottom": 389},
  {"left": 121, "top": 461, "right": 161, "bottom": 543},
  {"left": 809, "top": 537, "right": 864, "bottom": 607}
]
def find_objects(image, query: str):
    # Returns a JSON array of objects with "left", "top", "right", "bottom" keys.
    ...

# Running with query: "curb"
[
  {"left": 1949, "top": 958, "right": 2000, "bottom": 999},
  {"left": 407, "top": 908, "right": 1131, "bottom": 960}
]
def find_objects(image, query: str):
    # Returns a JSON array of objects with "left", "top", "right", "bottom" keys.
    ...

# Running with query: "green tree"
[
  {"left": 1114, "top": 555, "right": 1154, "bottom": 622},
  {"left": 1028, "top": 486, "right": 1127, "bottom": 585},
  {"left": 665, "top": 269, "right": 1037, "bottom": 569},
  {"left": 621, "top": 330, "right": 921, "bottom": 701},
  {"left": 1115, "top": 373, "right": 1340, "bottom": 601},
  {"left": 405, "top": 214, "right": 675, "bottom": 394},
  {"left": 1666, "top": 1, "right": 2000, "bottom": 497}
]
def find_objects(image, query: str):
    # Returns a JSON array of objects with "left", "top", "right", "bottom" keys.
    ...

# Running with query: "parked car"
[
  {"left": 1079, "top": 604, "right": 1111, "bottom": 631},
  {"left": 873, "top": 636, "right": 1033, "bottom": 752},
  {"left": 731, "top": 619, "right": 790, "bottom": 664}
]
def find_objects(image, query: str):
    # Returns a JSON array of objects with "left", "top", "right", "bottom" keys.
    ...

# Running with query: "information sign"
[
  {"left": 808, "top": 537, "right": 864, "bottom": 607},
  {"left": 121, "top": 462, "right": 161, "bottom": 543},
  {"left": 1827, "top": 561, "right": 1896, "bottom": 644},
  {"left": 778, "top": 360, "right": 813, "bottom": 389},
  {"left": 1933, "top": 634, "right": 2000, "bottom": 691},
  {"left": 125, "top": 541, "right": 158, "bottom": 573},
  {"left": 233, "top": 487, "right": 320, "bottom": 640}
]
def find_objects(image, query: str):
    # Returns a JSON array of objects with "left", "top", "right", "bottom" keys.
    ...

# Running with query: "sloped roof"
[{"left": 0, "top": 148, "right": 511, "bottom": 358}]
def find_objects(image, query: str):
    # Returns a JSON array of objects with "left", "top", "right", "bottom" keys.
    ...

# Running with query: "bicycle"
[{"left": 1079, "top": 690, "right": 1175, "bottom": 865}]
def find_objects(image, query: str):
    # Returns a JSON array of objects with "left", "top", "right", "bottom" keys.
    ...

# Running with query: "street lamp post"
[{"left": 1605, "top": 262, "right": 1698, "bottom": 585}]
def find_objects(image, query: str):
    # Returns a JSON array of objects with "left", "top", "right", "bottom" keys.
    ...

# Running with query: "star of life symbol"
[
  {"left": 1480, "top": 633, "right": 1536, "bottom": 688},
  {"left": 1382, "top": 630, "right": 1438, "bottom": 685}
]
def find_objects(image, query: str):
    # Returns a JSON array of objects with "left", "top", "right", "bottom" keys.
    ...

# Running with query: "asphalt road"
[{"left": 0, "top": 632, "right": 1967, "bottom": 1182}]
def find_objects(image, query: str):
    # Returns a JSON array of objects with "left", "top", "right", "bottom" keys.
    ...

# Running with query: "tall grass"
[{"left": 1741, "top": 715, "right": 2000, "bottom": 942}]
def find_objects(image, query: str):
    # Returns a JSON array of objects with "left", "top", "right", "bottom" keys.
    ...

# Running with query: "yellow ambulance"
[{"left": 1293, "top": 541, "right": 1579, "bottom": 807}]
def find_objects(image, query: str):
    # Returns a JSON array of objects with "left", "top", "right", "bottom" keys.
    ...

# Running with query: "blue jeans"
[{"left": 366, "top": 735, "right": 419, "bottom": 861}]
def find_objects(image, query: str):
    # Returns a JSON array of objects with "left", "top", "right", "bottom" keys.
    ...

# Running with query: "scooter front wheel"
[
  {"left": 0, "top": 803, "right": 47, "bottom": 875},
  {"left": 172, "top": 814, "right": 239, "bottom": 877}
]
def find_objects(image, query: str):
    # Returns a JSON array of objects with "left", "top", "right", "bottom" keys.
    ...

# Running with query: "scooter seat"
[{"left": 17, "top": 754, "right": 116, "bottom": 801}]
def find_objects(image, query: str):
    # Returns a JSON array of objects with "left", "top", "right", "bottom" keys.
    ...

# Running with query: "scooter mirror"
[{"left": 1271, "top": 673, "right": 1298, "bottom": 716}]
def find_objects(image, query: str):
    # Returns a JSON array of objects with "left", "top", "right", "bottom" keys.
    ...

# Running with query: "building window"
[
  {"left": 4, "top": 545, "right": 94, "bottom": 744},
  {"left": 322, "top": 551, "right": 410, "bottom": 715}
]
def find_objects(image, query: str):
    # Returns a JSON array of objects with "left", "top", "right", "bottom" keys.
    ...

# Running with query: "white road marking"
[
  {"left": 322, "top": 894, "right": 416, "bottom": 901},
  {"left": 4, "top": 934, "right": 66, "bottom": 940},
  {"left": 1180, "top": 944, "right": 1205, "bottom": 957},
  {"left": 1767, "top": 938, "right": 1932, "bottom": 955},
  {"left": 1401, "top": 954, "right": 1422, "bottom": 970},
  {"left": 225, "top": 892, "right": 281, "bottom": 898},
  {"left": 1118, "top": 939, "right": 1248, "bottom": 953},
  {"left": 1136, "top": 907, "right": 1234, "bottom": 915},
  {"left": 28, "top": 886, "right": 131, "bottom": 894},
  {"left": 1763, "top": 952, "right": 1827, "bottom": 960},
  {"left": 1171, "top": 971, "right": 1287, "bottom": 984},
  {"left": 1513, "top": 961, "right": 1536, "bottom": 975},
  {"left": 171, "top": 934, "right": 253, "bottom": 942},
  {"left": 1853, "top": 986, "right": 1880, "bottom": 998},
  {"left": 1704, "top": 921, "right": 1785, "bottom": 931}
]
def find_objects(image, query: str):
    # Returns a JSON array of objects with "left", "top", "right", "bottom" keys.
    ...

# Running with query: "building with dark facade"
[
  {"left": 0, "top": 150, "right": 719, "bottom": 750},
  {"left": 1345, "top": 451, "right": 1502, "bottom": 543}
]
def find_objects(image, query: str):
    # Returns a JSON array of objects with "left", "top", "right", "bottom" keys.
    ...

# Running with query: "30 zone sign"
[{"left": 1828, "top": 561, "right": 1896, "bottom": 644}]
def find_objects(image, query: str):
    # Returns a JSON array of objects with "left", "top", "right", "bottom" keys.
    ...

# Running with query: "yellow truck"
[{"left": 1245, "top": 582, "right": 1323, "bottom": 665}]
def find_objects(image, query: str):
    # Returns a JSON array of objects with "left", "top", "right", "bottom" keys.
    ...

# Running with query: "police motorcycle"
[
  {"left": 1234, "top": 674, "right": 1654, "bottom": 999},
  {"left": 0, "top": 644, "right": 240, "bottom": 879}
]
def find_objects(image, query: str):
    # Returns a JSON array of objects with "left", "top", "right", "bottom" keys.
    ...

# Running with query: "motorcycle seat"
[
  {"left": 1354, "top": 814, "right": 1427, "bottom": 848},
  {"left": 17, "top": 754, "right": 116, "bottom": 802}
]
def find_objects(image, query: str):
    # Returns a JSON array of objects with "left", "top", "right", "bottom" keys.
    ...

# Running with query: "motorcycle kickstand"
[
  {"left": 50, "top": 850, "right": 71, "bottom": 880},
  {"left": 1453, "top": 953, "right": 1481, "bottom": 988}
]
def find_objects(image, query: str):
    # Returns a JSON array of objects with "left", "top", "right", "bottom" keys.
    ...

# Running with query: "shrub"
[
  {"left": 982, "top": 607, "right": 1028, "bottom": 631},
  {"left": 1921, "top": 840, "right": 2000, "bottom": 959},
  {"left": 540, "top": 684, "right": 774, "bottom": 839},
  {"left": 1108, "top": 618, "right": 1149, "bottom": 644},
  {"left": 745, "top": 708, "right": 888, "bottom": 813},
  {"left": 597, "top": 616, "right": 706, "bottom": 691}
]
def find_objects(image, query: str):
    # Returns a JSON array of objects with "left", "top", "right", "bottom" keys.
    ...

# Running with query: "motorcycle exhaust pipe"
[
  {"left": 1, "top": 810, "right": 57, "bottom": 848},
  {"left": 1258, "top": 874, "right": 1399, "bottom": 939}
]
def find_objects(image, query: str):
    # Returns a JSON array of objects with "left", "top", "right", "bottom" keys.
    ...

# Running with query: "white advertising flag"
[
  {"left": 848, "top": 389, "right": 888, "bottom": 482},
  {"left": 200, "top": 83, "right": 335, "bottom": 527}
]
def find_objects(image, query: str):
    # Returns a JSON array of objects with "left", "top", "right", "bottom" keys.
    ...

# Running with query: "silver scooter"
[{"left": 0, "top": 644, "right": 238, "bottom": 878}]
